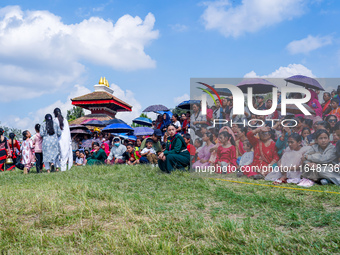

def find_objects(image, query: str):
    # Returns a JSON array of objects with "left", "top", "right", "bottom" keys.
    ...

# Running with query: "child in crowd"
[
  {"left": 79, "top": 151, "right": 87, "bottom": 166},
  {"left": 328, "top": 98, "right": 340, "bottom": 119},
  {"left": 301, "top": 127, "right": 311, "bottom": 146},
  {"left": 32, "top": 124, "right": 43, "bottom": 173},
  {"left": 126, "top": 143, "right": 141, "bottom": 165},
  {"left": 183, "top": 133, "right": 196, "bottom": 163},
  {"left": 238, "top": 140, "right": 253, "bottom": 168},
  {"left": 75, "top": 150, "right": 86, "bottom": 166},
  {"left": 21, "top": 130, "right": 35, "bottom": 174},
  {"left": 214, "top": 131, "right": 237, "bottom": 174},
  {"left": 192, "top": 132, "right": 215, "bottom": 170},
  {"left": 140, "top": 139, "right": 158, "bottom": 166}
]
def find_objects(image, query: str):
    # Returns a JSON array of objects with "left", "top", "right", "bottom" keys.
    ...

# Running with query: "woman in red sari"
[
  {"left": 7, "top": 133, "right": 20, "bottom": 170},
  {"left": 240, "top": 126, "right": 279, "bottom": 179},
  {"left": 0, "top": 128, "right": 12, "bottom": 171}
]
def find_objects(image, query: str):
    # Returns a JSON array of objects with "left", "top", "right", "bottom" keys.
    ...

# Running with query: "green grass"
[{"left": 0, "top": 165, "right": 339, "bottom": 254}]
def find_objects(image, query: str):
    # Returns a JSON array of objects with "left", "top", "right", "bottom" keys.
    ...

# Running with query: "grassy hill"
[{"left": 0, "top": 166, "right": 339, "bottom": 254}]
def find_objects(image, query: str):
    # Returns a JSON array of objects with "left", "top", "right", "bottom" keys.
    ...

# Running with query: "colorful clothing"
[
  {"left": 158, "top": 134, "right": 190, "bottom": 173},
  {"left": 215, "top": 145, "right": 237, "bottom": 173},
  {"left": 87, "top": 149, "right": 107, "bottom": 165},
  {"left": 21, "top": 138, "right": 35, "bottom": 170},
  {"left": 242, "top": 131, "right": 279, "bottom": 177},
  {"left": 41, "top": 121, "right": 61, "bottom": 164},
  {"left": 328, "top": 107, "right": 340, "bottom": 120},
  {"left": 0, "top": 137, "right": 11, "bottom": 171},
  {"left": 192, "top": 143, "right": 214, "bottom": 169}
]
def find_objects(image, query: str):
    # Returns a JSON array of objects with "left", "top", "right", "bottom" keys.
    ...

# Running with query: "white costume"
[{"left": 55, "top": 117, "right": 73, "bottom": 171}]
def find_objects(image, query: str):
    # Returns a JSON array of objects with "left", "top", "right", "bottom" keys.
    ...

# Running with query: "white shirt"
[{"left": 141, "top": 147, "right": 156, "bottom": 155}]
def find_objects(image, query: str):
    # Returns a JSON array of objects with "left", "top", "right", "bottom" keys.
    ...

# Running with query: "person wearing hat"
[
  {"left": 0, "top": 128, "right": 12, "bottom": 171},
  {"left": 256, "top": 96, "right": 266, "bottom": 110},
  {"left": 139, "top": 129, "right": 162, "bottom": 164}
]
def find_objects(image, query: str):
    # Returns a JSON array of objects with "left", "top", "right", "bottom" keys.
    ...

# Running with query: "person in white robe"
[{"left": 54, "top": 108, "right": 73, "bottom": 171}]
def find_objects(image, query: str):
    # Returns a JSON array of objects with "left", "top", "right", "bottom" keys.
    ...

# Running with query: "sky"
[{"left": 1, "top": 0, "right": 340, "bottom": 131}]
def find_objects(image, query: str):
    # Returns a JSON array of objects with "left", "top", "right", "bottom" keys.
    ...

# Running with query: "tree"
[
  {"left": 67, "top": 107, "right": 85, "bottom": 122},
  {"left": 0, "top": 122, "right": 22, "bottom": 139}
]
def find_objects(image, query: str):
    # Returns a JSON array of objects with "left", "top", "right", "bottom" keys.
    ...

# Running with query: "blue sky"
[{"left": 1, "top": 0, "right": 340, "bottom": 131}]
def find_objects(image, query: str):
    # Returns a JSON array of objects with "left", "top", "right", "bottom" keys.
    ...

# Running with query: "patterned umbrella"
[
  {"left": 132, "top": 117, "right": 152, "bottom": 126},
  {"left": 102, "top": 123, "right": 134, "bottom": 133},
  {"left": 143, "top": 104, "right": 169, "bottom": 112},
  {"left": 133, "top": 127, "right": 154, "bottom": 136},
  {"left": 237, "top": 78, "right": 277, "bottom": 94},
  {"left": 284, "top": 75, "right": 324, "bottom": 91}
]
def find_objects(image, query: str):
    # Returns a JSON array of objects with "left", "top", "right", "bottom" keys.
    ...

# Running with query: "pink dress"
[
  {"left": 192, "top": 143, "right": 215, "bottom": 169},
  {"left": 21, "top": 139, "right": 35, "bottom": 169}
]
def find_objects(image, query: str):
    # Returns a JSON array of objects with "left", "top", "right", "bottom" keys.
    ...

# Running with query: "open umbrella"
[
  {"left": 143, "top": 104, "right": 169, "bottom": 112},
  {"left": 155, "top": 110, "right": 173, "bottom": 118},
  {"left": 111, "top": 133, "right": 137, "bottom": 141},
  {"left": 177, "top": 100, "right": 201, "bottom": 110},
  {"left": 132, "top": 117, "right": 152, "bottom": 126},
  {"left": 237, "top": 78, "right": 277, "bottom": 94},
  {"left": 70, "top": 129, "right": 89, "bottom": 134},
  {"left": 102, "top": 123, "right": 134, "bottom": 133},
  {"left": 133, "top": 127, "right": 154, "bottom": 136},
  {"left": 102, "top": 118, "right": 126, "bottom": 125},
  {"left": 276, "top": 104, "right": 315, "bottom": 115},
  {"left": 70, "top": 124, "right": 89, "bottom": 130},
  {"left": 284, "top": 75, "right": 324, "bottom": 91},
  {"left": 83, "top": 120, "right": 106, "bottom": 127},
  {"left": 206, "top": 85, "right": 232, "bottom": 97}
]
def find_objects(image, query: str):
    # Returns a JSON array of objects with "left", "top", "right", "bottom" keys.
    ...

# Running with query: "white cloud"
[
  {"left": 169, "top": 23, "right": 188, "bottom": 32},
  {"left": 244, "top": 63, "right": 315, "bottom": 79},
  {"left": 0, "top": 6, "right": 159, "bottom": 101},
  {"left": 173, "top": 94, "right": 190, "bottom": 105},
  {"left": 286, "top": 35, "right": 333, "bottom": 54},
  {"left": 201, "top": 0, "right": 305, "bottom": 37},
  {"left": 3, "top": 84, "right": 91, "bottom": 133}
]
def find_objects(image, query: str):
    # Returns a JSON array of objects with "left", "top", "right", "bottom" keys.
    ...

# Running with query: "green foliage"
[
  {"left": 0, "top": 122, "right": 22, "bottom": 139},
  {"left": 0, "top": 166, "right": 339, "bottom": 254},
  {"left": 67, "top": 106, "right": 85, "bottom": 122}
]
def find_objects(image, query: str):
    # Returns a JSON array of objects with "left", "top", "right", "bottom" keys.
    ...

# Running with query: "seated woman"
[
  {"left": 87, "top": 142, "right": 107, "bottom": 165},
  {"left": 301, "top": 129, "right": 340, "bottom": 186},
  {"left": 158, "top": 124, "right": 190, "bottom": 173},
  {"left": 192, "top": 132, "right": 215, "bottom": 170},
  {"left": 240, "top": 126, "right": 279, "bottom": 179},
  {"left": 214, "top": 131, "right": 237, "bottom": 173},
  {"left": 265, "top": 133, "right": 310, "bottom": 184}
]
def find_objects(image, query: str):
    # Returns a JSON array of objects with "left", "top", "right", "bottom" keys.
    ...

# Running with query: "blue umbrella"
[
  {"left": 111, "top": 133, "right": 137, "bottom": 141},
  {"left": 128, "top": 135, "right": 137, "bottom": 141},
  {"left": 83, "top": 120, "right": 106, "bottom": 127},
  {"left": 133, "top": 117, "right": 152, "bottom": 126},
  {"left": 133, "top": 127, "right": 154, "bottom": 136},
  {"left": 143, "top": 104, "right": 169, "bottom": 112},
  {"left": 177, "top": 100, "right": 201, "bottom": 110},
  {"left": 103, "top": 123, "right": 134, "bottom": 133},
  {"left": 155, "top": 110, "right": 173, "bottom": 118}
]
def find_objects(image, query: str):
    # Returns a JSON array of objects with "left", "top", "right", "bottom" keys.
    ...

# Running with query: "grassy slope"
[{"left": 0, "top": 166, "right": 339, "bottom": 254}]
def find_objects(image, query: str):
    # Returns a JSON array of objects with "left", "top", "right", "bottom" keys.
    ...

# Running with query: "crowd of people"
[
  {"left": 190, "top": 86, "right": 340, "bottom": 187},
  {"left": 1, "top": 85, "right": 340, "bottom": 188}
]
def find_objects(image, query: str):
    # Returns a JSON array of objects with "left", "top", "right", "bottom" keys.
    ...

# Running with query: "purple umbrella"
[
  {"left": 284, "top": 75, "right": 324, "bottom": 91},
  {"left": 237, "top": 78, "right": 277, "bottom": 94},
  {"left": 70, "top": 129, "right": 89, "bottom": 134},
  {"left": 133, "top": 127, "right": 154, "bottom": 136},
  {"left": 143, "top": 104, "right": 169, "bottom": 112}
]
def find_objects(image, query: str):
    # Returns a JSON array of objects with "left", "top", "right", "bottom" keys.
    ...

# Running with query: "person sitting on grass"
[
  {"left": 107, "top": 137, "right": 127, "bottom": 164},
  {"left": 139, "top": 129, "right": 162, "bottom": 164},
  {"left": 300, "top": 129, "right": 340, "bottom": 186},
  {"left": 237, "top": 140, "right": 254, "bottom": 177},
  {"left": 75, "top": 150, "right": 87, "bottom": 166},
  {"left": 140, "top": 139, "right": 158, "bottom": 166},
  {"left": 240, "top": 126, "right": 279, "bottom": 180},
  {"left": 21, "top": 130, "right": 35, "bottom": 174},
  {"left": 265, "top": 133, "right": 309, "bottom": 184},
  {"left": 192, "top": 132, "right": 215, "bottom": 170},
  {"left": 126, "top": 143, "right": 141, "bottom": 165},
  {"left": 158, "top": 124, "right": 190, "bottom": 173},
  {"left": 87, "top": 142, "right": 107, "bottom": 165},
  {"left": 183, "top": 133, "right": 196, "bottom": 164},
  {"left": 214, "top": 131, "right": 237, "bottom": 174}
]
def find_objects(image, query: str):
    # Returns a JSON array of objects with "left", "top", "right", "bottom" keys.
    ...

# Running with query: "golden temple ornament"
[{"left": 99, "top": 77, "right": 104, "bottom": 84}]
